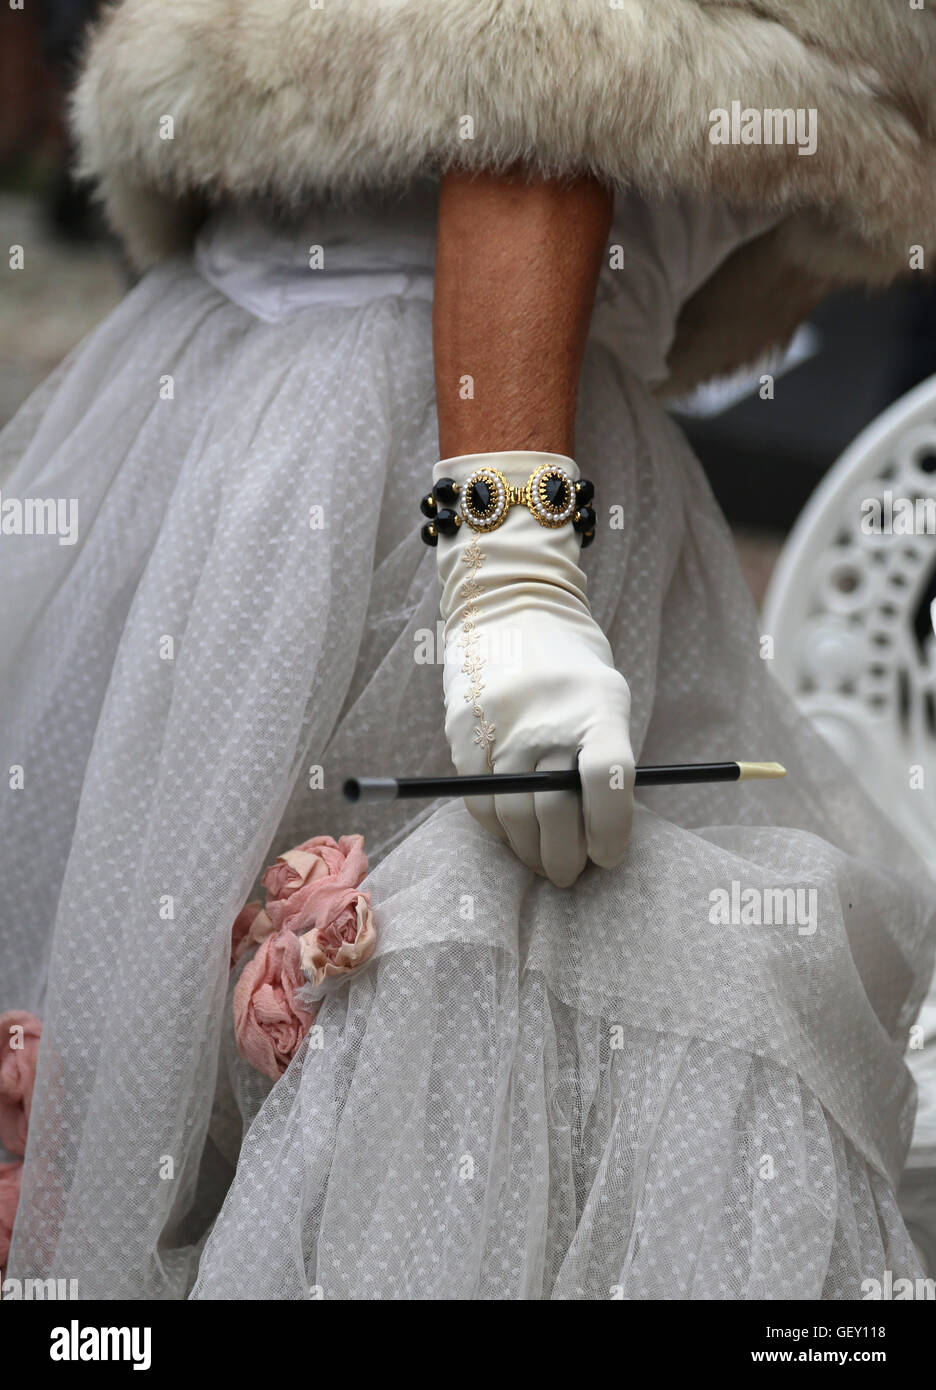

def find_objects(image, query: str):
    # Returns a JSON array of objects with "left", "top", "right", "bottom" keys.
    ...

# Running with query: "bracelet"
[{"left": 420, "top": 462, "right": 596, "bottom": 547}]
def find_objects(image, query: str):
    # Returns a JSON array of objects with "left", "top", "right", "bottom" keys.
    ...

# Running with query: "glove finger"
[
  {"left": 578, "top": 726, "right": 635, "bottom": 869},
  {"left": 492, "top": 750, "right": 545, "bottom": 877},
  {"left": 462, "top": 793, "right": 505, "bottom": 847},
  {"left": 534, "top": 753, "right": 587, "bottom": 889}
]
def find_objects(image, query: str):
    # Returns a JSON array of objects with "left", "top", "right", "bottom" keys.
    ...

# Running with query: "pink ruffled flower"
[
  {"left": 298, "top": 886, "right": 377, "bottom": 988},
  {"left": 0, "top": 1160, "right": 22, "bottom": 1273},
  {"left": 230, "top": 900, "right": 274, "bottom": 968},
  {"left": 233, "top": 931, "right": 319, "bottom": 1081},
  {"left": 263, "top": 835, "right": 367, "bottom": 932},
  {"left": 0, "top": 1010, "right": 42, "bottom": 1157},
  {"left": 229, "top": 833, "right": 376, "bottom": 1081}
]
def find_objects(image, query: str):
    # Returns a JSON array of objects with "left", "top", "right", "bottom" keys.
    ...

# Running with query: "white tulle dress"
[{"left": 1, "top": 188, "right": 934, "bottom": 1300}]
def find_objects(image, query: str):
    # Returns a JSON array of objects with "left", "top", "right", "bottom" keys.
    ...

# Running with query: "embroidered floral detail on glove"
[
  {"left": 459, "top": 537, "right": 496, "bottom": 770},
  {"left": 230, "top": 834, "right": 376, "bottom": 1081}
]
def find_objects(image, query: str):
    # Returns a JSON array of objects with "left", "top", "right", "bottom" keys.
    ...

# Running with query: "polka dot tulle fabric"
[{"left": 0, "top": 198, "right": 933, "bottom": 1298}]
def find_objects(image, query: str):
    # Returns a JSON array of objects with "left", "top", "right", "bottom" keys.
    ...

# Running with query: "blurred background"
[{"left": 0, "top": 1, "right": 122, "bottom": 429}]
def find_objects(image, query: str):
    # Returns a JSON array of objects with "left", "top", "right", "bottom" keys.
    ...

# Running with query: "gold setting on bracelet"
[
  {"left": 524, "top": 463, "right": 578, "bottom": 529},
  {"left": 460, "top": 464, "right": 577, "bottom": 533},
  {"left": 460, "top": 467, "right": 511, "bottom": 532}
]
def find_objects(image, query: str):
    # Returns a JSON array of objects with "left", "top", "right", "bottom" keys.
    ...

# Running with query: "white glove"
[{"left": 432, "top": 451, "right": 635, "bottom": 887}]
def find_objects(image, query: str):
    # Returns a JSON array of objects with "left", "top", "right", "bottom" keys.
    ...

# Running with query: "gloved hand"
[{"left": 431, "top": 451, "right": 634, "bottom": 887}]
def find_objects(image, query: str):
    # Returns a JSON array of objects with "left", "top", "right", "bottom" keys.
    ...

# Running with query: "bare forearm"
[{"left": 433, "top": 169, "right": 613, "bottom": 459}]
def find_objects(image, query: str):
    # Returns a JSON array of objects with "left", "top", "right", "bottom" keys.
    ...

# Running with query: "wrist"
[
  {"left": 433, "top": 450, "right": 580, "bottom": 488},
  {"left": 435, "top": 424, "right": 575, "bottom": 460}
]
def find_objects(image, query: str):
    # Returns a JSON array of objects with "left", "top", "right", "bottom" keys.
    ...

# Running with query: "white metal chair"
[{"left": 763, "top": 374, "right": 936, "bottom": 1271}]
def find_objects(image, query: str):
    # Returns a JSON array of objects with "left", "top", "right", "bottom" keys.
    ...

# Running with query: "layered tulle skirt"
[{"left": 1, "top": 255, "right": 933, "bottom": 1298}]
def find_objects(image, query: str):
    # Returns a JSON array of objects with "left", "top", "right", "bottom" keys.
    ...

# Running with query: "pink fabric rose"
[
  {"left": 298, "top": 886, "right": 377, "bottom": 988},
  {"left": 230, "top": 832, "right": 376, "bottom": 1081},
  {"left": 233, "top": 930, "right": 319, "bottom": 1081},
  {"left": 230, "top": 900, "right": 274, "bottom": 968},
  {"left": 0, "top": 1160, "right": 22, "bottom": 1273},
  {"left": 263, "top": 835, "right": 367, "bottom": 932},
  {"left": 0, "top": 1010, "right": 42, "bottom": 1156}
]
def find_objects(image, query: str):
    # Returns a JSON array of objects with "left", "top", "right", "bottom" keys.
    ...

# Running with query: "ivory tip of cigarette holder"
[{"left": 736, "top": 761, "right": 787, "bottom": 780}]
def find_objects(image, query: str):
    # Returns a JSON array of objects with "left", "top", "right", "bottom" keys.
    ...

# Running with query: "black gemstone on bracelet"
[
  {"left": 434, "top": 507, "right": 461, "bottom": 536},
  {"left": 575, "top": 479, "right": 595, "bottom": 506},
  {"left": 580, "top": 529, "right": 596, "bottom": 548},
  {"left": 544, "top": 475, "right": 569, "bottom": 509},
  {"left": 420, "top": 521, "right": 438, "bottom": 547},
  {"left": 573, "top": 505, "right": 596, "bottom": 533},
  {"left": 435, "top": 477, "right": 460, "bottom": 507},
  {"left": 468, "top": 479, "right": 492, "bottom": 514},
  {"left": 420, "top": 492, "right": 438, "bottom": 518}
]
